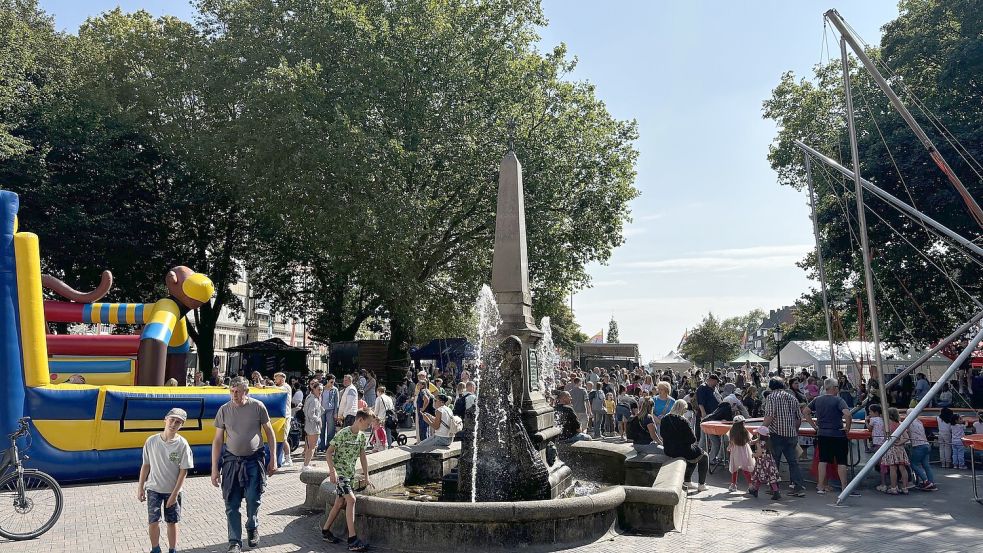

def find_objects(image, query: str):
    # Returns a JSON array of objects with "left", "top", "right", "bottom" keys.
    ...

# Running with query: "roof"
[
  {"left": 652, "top": 350, "right": 691, "bottom": 364},
  {"left": 224, "top": 337, "right": 309, "bottom": 353},
  {"left": 730, "top": 350, "right": 769, "bottom": 363},
  {"left": 786, "top": 341, "right": 951, "bottom": 363},
  {"left": 410, "top": 338, "right": 477, "bottom": 361},
  {"left": 575, "top": 343, "right": 640, "bottom": 359}
]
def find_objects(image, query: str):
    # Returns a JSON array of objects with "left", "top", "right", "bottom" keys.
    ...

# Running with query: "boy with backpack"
[
  {"left": 137, "top": 408, "right": 194, "bottom": 553},
  {"left": 322, "top": 409, "right": 373, "bottom": 552},
  {"left": 418, "top": 394, "right": 459, "bottom": 447}
]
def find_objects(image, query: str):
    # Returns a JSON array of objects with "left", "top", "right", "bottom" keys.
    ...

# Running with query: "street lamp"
[{"left": 773, "top": 324, "right": 784, "bottom": 374}]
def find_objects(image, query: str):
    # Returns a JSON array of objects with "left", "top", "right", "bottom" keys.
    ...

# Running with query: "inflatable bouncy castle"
[{"left": 0, "top": 190, "right": 287, "bottom": 482}]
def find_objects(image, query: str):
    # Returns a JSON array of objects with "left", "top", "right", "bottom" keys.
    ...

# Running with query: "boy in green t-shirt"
[{"left": 322, "top": 409, "right": 372, "bottom": 551}]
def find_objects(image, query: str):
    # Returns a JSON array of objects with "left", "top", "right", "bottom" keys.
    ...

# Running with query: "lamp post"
[{"left": 773, "top": 324, "right": 784, "bottom": 375}]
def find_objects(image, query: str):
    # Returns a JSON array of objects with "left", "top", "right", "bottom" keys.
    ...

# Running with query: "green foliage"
[
  {"left": 680, "top": 312, "right": 739, "bottom": 369},
  {"left": 606, "top": 316, "right": 620, "bottom": 344},
  {"left": 763, "top": 0, "right": 982, "bottom": 348},
  {"left": 2, "top": 0, "right": 633, "bottom": 376}
]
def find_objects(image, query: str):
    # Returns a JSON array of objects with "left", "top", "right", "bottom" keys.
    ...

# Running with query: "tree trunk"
[{"left": 385, "top": 317, "right": 411, "bottom": 389}]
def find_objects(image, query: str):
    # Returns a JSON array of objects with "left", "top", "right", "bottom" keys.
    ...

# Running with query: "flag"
[
  {"left": 589, "top": 330, "right": 604, "bottom": 344},
  {"left": 740, "top": 328, "right": 748, "bottom": 349}
]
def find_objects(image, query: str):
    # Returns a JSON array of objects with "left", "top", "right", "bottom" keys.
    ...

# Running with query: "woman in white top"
[
  {"left": 373, "top": 386, "right": 396, "bottom": 445},
  {"left": 418, "top": 394, "right": 454, "bottom": 447}
]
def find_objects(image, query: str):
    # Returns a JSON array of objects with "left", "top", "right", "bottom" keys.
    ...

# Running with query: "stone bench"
[
  {"left": 300, "top": 446, "right": 413, "bottom": 510},
  {"left": 618, "top": 457, "right": 687, "bottom": 534},
  {"left": 624, "top": 450, "right": 669, "bottom": 487},
  {"left": 560, "top": 440, "right": 634, "bottom": 485},
  {"left": 408, "top": 441, "right": 462, "bottom": 484}
]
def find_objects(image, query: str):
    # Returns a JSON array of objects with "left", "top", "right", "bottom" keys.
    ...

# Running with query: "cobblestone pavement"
[{"left": 2, "top": 450, "right": 981, "bottom": 553}]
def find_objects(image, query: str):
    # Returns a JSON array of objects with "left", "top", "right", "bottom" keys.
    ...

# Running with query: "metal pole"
[
  {"left": 837, "top": 324, "right": 983, "bottom": 504},
  {"left": 795, "top": 141, "right": 983, "bottom": 261},
  {"left": 849, "top": 310, "right": 983, "bottom": 414},
  {"left": 805, "top": 153, "right": 839, "bottom": 379},
  {"left": 841, "top": 37, "right": 891, "bottom": 414},
  {"left": 825, "top": 9, "right": 983, "bottom": 228}
]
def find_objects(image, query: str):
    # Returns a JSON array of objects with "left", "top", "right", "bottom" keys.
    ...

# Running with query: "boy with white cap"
[{"left": 138, "top": 408, "right": 194, "bottom": 553}]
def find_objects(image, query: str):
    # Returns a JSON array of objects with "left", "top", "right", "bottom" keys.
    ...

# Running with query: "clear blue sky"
[{"left": 41, "top": 0, "right": 901, "bottom": 360}]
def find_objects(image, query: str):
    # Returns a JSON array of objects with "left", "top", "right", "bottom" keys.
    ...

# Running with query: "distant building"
[{"left": 749, "top": 306, "right": 795, "bottom": 357}]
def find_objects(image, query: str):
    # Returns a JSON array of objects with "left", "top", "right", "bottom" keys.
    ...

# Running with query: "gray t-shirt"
[
  {"left": 569, "top": 387, "right": 589, "bottom": 414},
  {"left": 808, "top": 394, "right": 849, "bottom": 438},
  {"left": 142, "top": 433, "right": 194, "bottom": 494},
  {"left": 215, "top": 397, "right": 271, "bottom": 456}
]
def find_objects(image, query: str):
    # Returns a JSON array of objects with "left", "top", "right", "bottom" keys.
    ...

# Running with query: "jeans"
[
  {"left": 417, "top": 434, "right": 452, "bottom": 447},
  {"left": 561, "top": 433, "right": 592, "bottom": 444},
  {"left": 952, "top": 444, "right": 966, "bottom": 467},
  {"left": 591, "top": 411, "right": 605, "bottom": 437},
  {"left": 770, "top": 433, "right": 804, "bottom": 489},
  {"left": 708, "top": 434, "right": 723, "bottom": 462},
  {"left": 224, "top": 455, "right": 263, "bottom": 546},
  {"left": 632, "top": 443, "right": 664, "bottom": 455},
  {"left": 418, "top": 413, "right": 430, "bottom": 440},
  {"left": 319, "top": 410, "right": 336, "bottom": 450},
  {"left": 684, "top": 453, "right": 709, "bottom": 485},
  {"left": 910, "top": 444, "right": 934, "bottom": 483}
]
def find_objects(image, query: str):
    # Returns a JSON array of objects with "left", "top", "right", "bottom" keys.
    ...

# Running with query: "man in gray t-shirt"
[
  {"left": 211, "top": 377, "right": 277, "bottom": 551},
  {"left": 568, "top": 378, "right": 591, "bottom": 433}
]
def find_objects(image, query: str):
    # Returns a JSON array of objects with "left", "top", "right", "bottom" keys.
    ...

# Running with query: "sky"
[{"left": 40, "top": 0, "right": 902, "bottom": 360}]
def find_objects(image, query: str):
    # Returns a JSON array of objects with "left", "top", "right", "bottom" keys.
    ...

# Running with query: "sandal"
[
  {"left": 886, "top": 487, "right": 899, "bottom": 495},
  {"left": 899, "top": 487, "right": 909, "bottom": 495}
]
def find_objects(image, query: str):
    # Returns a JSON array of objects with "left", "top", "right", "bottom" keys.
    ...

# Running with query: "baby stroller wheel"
[{"left": 396, "top": 434, "right": 408, "bottom": 446}]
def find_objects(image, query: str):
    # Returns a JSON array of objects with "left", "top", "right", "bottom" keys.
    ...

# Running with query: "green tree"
[
  {"left": 681, "top": 312, "right": 739, "bottom": 369},
  {"left": 201, "top": 0, "right": 639, "bottom": 377},
  {"left": 606, "top": 316, "right": 620, "bottom": 344},
  {"left": 763, "top": 0, "right": 982, "bottom": 349}
]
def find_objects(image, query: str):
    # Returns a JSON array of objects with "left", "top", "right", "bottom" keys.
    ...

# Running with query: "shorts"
[
  {"left": 615, "top": 405, "right": 632, "bottom": 423},
  {"left": 335, "top": 475, "right": 354, "bottom": 497},
  {"left": 816, "top": 435, "right": 849, "bottom": 465},
  {"left": 146, "top": 489, "right": 181, "bottom": 524}
]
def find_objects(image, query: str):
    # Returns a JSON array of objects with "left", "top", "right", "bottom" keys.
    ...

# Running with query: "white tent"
[
  {"left": 769, "top": 340, "right": 954, "bottom": 381},
  {"left": 649, "top": 350, "right": 694, "bottom": 373}
]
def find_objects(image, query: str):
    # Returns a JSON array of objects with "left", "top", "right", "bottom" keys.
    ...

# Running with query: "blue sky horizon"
[{"left": 40, "top": 0, "right": 902, "bottom": 360}]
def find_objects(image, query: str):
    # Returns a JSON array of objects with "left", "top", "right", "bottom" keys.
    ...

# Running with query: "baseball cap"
[{"left": 166, "top": 408, "right": 188, "bottom": 422}]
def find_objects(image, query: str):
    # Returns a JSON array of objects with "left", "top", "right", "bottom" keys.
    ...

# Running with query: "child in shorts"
[
  {"left": 137, "top": 408, "right": 193, "bottom": 553},
  {"left": 322, "top": 409, "right": 373, "bottom": 551}
]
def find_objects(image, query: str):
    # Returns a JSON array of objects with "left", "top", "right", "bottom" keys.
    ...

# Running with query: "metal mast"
[
  {"left": 804, "top": 154, "right": 838, "bottom": 378},
  {"left": 840, "top": 37, "right": 890, "bottom": 412},
  {"left": 825, "top": 9, "right": 983, "bottom": 228}
]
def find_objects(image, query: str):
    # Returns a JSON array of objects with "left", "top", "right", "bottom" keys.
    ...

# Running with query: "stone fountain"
[{"left": 303, "top": 148, "right": 688, "bottom": 550}]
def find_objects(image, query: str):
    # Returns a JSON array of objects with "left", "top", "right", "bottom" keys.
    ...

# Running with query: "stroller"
[{"left": 288, "top": 409, "right": 305, "bottom": 453}]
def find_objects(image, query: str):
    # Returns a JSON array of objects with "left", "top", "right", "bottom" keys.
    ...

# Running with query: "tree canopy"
[
  {"left": 0, "top": 0, "right": 638, "bottom": 376},
  {"left": 763, "top": 0, "right": 982, "bottom": 349}
]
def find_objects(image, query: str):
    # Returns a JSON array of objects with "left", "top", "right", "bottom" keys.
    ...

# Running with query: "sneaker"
[
  {"left": 681, "top": 482, "right": 692, "bottom": 490},
  {"left": 849, "top": 490, "right": 862, "bottom": 497},
  {"left": 283, "top": 458, "right": 293, "bottom": 467},
  {"left": 816, "top": 488, "right": 827, "bottom": 495},
  {"left": 789, "top": 487, "right": 806, "bottom": 497},
  {"left": 771, "top": 490, "right": 782, "bottom": 500},
  {"left": 348, "top": 538, "right": 369, "bottom": 552},
  {"left": 905, "top": 481, "right": 917, "bottom": 489},
  {"left": 322, "top": 529, "right": 341, "bottom": 543},
  {"left": 876, "top": 484, "right": 888, "bottom": 493},
  {"left": 247, "top": 528, "right": 259, "bottom": 548},
  {"left": 744, "top": 488, "right": 758, "bottom": 498},
  {"left": 697, "top": 484, "right": 709, "bottom": 492},
  {"left": 728, "top": 483, "right": 738, "bottom": 492},
  {"left": 228, "top": 545, "right": 242, "bottom": 553},
  {"left": 301, "top": 465, "right": 312, "bottom": 472},
  {"left": 151, "top": 547, "right": 162, "bottom": 553},
  {"left": 922, "top": 482, "right": 938, "bottom": 491}
]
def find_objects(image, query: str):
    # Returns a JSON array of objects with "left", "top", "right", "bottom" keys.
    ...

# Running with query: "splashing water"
[
  {"left": 469, "top": 284, "right": 501, "bottom": 502},
  {"left": 537, "top": 316, "right": 557, "bottom": 394}
]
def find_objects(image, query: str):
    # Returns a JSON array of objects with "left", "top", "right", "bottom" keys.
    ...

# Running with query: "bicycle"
[{"left": 0, "top": 417, "right": 64, "bottom": 540}]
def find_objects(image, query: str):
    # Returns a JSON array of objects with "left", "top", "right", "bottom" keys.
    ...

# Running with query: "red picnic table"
[{"left": 963, "top": 434, "right": 983, "bottom": 504}]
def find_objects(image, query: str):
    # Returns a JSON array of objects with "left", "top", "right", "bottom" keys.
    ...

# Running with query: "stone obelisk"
[{"left": 490, "top": 149, "right": 560, "bottom": 447}]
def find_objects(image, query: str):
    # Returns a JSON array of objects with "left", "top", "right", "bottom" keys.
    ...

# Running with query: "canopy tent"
[
  {"left": 770, "top": 340, "right": 954, "bottom": 381},
  {"left": 649, "top": 350, "right": 693, "bottom": 373},
  {"left": 729, "top": 351, "right": 769, "bottom": 365},
  {"left": 225, "top": 337, "right": 310, "bottom": 379},
  {"left": 410, "top": 338, "right": 477, "bottom": 377}
]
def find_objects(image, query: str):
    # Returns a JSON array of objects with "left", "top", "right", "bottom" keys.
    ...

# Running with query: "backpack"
[
  {"left": 440, "top": 407, "right": 463, "bottom": 435},
  {"left": 384, "top": 408, "right": 399, "bottom": 430},
  {"left": 453, "top": 392, "right": 471, "bottom": 418}
]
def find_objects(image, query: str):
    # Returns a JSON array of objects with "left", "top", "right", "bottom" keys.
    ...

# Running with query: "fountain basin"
[{"left": 334, "top": 486, "right": 625, "bottom": 550}]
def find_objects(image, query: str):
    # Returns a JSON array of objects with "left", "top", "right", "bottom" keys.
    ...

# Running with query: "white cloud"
[
  {"left": 591, "top": 279, "right": 628, "bottom": 287},
  {"left": 623, "top": 226, "right": 647, "bottom": 237},
  {"left": 617, "top": 243, "right": 811, "bottom": 274},
  {"left": 635, "top": 212, "right": 665, "bottom": 222}
]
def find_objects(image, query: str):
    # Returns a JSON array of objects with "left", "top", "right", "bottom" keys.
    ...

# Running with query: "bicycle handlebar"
[{"left": 8, "top": 417, "right": 30, "bottom": 440}]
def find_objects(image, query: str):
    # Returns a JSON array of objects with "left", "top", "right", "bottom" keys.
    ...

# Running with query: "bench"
[{"left": 560, "top": 440, "right": 634, "bottom": 485}]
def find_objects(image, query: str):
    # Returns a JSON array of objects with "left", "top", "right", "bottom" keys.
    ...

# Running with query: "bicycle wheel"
[{"left": 0, "top": 470, "right": 64, "bottom": 540}]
